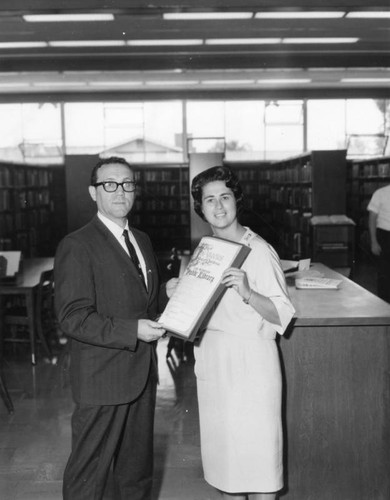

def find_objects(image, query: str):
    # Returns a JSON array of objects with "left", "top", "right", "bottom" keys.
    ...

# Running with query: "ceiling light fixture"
[
  {"left": 201, "top": 79, "right": 255, "bottom": 85},
  {"left": 346, "top": 11, "right": 390, "bottom": 18},
  {"left": 145, "top": 80, "right": 199, "bottom": 85},
  {"left": 341, "top": 78, "right": 390, "bottom": 83},
  {"left": 0, "top": 82, "right": 31, "bottom": 87},
  {"left": 23, "top": 14, "right": 114, "bottom": 22},
  {"left": 283, "top": 37, "right": 359, "bottom": 44},
  {"left": 49, "top": 40, "right": 126, "bottom": 47},
  {"left": 163, "top": 12, "right": 253, "bottom": 20},
  {"left": 257, "top": 79, "right": 312, "bottom": 84},
  {"left": 128, "top": 39, "right": 203, "bottom": 46},
  {"left": 0, "top": 41, "right": 48, "bottom": 49},
  {"left": 205, "top": 38, "right": 281, "bottom": 45},
  {"left": 88, "top": 81, "right": 143, "bottom": 86},
  {"left": 255, "top": 11, "right": 345, "bottom": 19},
  {"left": 33, "top": 81, "right": 87, "bottom": 87}
]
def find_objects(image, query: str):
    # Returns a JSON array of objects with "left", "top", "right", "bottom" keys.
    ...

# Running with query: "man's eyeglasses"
[{"left": 93, "top": 181, "right": 137, "bottom": 193}]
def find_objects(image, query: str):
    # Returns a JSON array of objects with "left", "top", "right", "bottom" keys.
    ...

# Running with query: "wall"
[
  {"left": 65, "top": 155, "right": 98, "bottom": 233},
  {"left": 188, "top": 152, "right": 224, "bottom": 250}
]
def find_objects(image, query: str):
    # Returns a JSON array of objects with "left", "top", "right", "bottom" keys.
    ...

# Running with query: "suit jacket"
[{"left": 54, "top": 215, "right": 167, "bottom": 405}]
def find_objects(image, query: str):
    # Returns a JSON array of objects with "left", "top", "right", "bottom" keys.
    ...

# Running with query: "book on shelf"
[
  {"left": 295, "top": 277, "right": 342, "bottom": 290},
  {"left": 158, "top": 236, "right": 251, "bottom": 341}
]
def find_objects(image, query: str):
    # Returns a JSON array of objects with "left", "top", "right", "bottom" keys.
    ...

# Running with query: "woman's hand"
[
  {"left": 166, "top": 277, "right": 180, "bottom": 298},
  {"left": 221, "top": 267, "right": 251, "bottom": 301}
]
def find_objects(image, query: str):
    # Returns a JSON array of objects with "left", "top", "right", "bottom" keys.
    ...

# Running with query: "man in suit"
[{"left": 55, "top": 156, "right": 177, "bottom": 500}]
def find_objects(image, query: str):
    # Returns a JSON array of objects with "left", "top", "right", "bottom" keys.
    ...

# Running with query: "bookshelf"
[
  {"left": 0, "top": 162, "right": 65, "bottom": 257},
  {"left": 225, "top": 162, "right": 275, "bottom": 246},
  {"left": 132, "top": 164, "right": 191, "bottom": 252},
  {"left": 227, "top": 152, "right": 350, "bottom": 265},
  {"left": 346, "top": 156, "right": 390, "bottom": 255},
  {"left": 267, "top": 150, "right": 348, "bottom": 260}
]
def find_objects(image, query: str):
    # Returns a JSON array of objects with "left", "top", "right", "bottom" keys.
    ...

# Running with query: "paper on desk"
[
  {"left": 286, "top": 269, "right": 324, "bottom": 279},
  {"left": 281, "top": 258, "right": 311, "bottom": 273},
  {"left": 0, "top": 251, "right": 22, "bottom": 276},
  {"left": 295, "top": 277, "right": 342, "bottom": 289}
]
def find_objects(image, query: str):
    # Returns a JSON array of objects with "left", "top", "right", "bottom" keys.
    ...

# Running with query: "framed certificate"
[{"left": 158, "top": 236, "right": 251, "bottom": 342}]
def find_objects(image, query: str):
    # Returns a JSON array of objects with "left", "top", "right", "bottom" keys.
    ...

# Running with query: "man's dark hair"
[
  {"left": 191, "top": 165, "right": 244, "bottom": 221},
  {"left": 90, "top": 156, "right": 134, "bottom": 185}
]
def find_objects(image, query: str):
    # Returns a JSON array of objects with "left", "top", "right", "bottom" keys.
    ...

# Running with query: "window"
[
  {"left": 65, "top": 101, "right": 183, "bottom": 162},
  {"left": 0, "top": 103, "right": 62, "bottom": 164},
  {"left": 225, "top": 101, "right": 264, "bottom": 161},
  {"left": 307, "top": 100, "right": 346, "bottom": 151},
  {"left": 264, "top": 100, "right": 304, "bottom": 159},
  {"left": 186, "top": 101, "right": 225, "bottom": 154},
  {"left": 345, "top": 99, "right": 388, "bottom": 157}
]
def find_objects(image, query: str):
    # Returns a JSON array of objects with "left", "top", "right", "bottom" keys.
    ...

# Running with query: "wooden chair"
[{"left": 3, "top": 269, "right": 54, "bottom": 364}]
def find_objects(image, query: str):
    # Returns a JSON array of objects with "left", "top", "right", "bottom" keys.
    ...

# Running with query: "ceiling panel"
[{"left": 0, "top": 1, "right": 389, "bottom": 95}]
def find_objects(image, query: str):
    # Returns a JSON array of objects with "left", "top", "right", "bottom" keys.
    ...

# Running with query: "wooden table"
[
  {"left": 280, "top": 263, "right": 390, "bottom": 500},
  {"left": 0, "top": 257, "right": 54, "bottom": 365}
]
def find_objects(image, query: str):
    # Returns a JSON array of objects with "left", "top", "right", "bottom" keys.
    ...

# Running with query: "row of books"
[
  {"left": 140, "top": 184, "right": 182, "bottom": 196},
  {"left": 140, "top": 169, "right": 187, "bottom": 182},
  {"left": 0, "top": 191, "right": 11, "bottom": 210},
  {"left": 350, "top": 161, "right": 390, "bottom": 178},
  {"left": 269, "top": 186, "right": 312, "bottom": 208},
  {"left": 0, "top": 214, "right": 13, "bottom": 234},
  {"left": 0, "top": 189, "right": 51, "bottom": 210},
  {"left": 13, "top": 208, "right": 51, "bottom": 230},
  {"left": 1, "top": 167, "right": 51, "bottom": 187},
  {"left": 268, "top": 162, "right": 312, "bottom": 183},
  {"left": 140, "top": 198, "right": 190, "bottom": 211},
  {"left": 0, "top": 167, "right": 11, "bottom": 185},
  {"left": 236, "top": 169, "right": 259, "bottom": 181},
  {"left": 354, "top": 180, "right": 390, "bottom": 196},
  {"left": 239, "top": 182, "right": 270, "bottom": 196},
  {"left": 139, "top": 213, "right": 190, "bottom": 226}
]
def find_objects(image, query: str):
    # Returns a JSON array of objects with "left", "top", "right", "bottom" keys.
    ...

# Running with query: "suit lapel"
[
  {"left": 134, "top": 233, "right": 156, "bottom": 297},
  {"left": 92, "top": 217, "right": 148, "bottom": 290}
]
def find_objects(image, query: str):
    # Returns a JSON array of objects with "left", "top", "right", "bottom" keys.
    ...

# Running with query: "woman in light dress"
[{"left": 190, "top": 166, "right": 295, "bottom": 500}]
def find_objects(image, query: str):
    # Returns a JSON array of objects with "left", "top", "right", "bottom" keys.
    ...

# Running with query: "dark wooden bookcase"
[
  {"left": 132, "top": 164, "right": 190, "bottom": 252},
  {"left": 0, "top": 162, "right": 66, "bottom": 257}
]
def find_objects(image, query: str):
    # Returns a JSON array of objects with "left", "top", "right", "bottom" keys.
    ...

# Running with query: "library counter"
[
  {"left": 288, "top": 263, "right": 390, "bottom": 326},
  {"left": 280, "top": 263, "right": 390, "bottom": 500}
]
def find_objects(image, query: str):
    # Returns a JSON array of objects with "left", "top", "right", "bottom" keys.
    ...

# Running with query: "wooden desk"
[
  {"left": 0, "top": 258, "right": 54, "bottom": 365},
  {"left": 280, "top": 263, "right": 390, "bottom": 500}
]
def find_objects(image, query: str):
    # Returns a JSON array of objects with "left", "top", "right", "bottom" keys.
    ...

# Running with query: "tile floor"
[
  {"left": 0, "top": 258, "right": 382, "bottom": 500},
  {"left": 0, "top": 339, "right": 220, "bottom": 500}
]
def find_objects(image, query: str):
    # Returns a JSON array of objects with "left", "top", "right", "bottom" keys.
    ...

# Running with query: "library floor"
[
  {"left": 0, "top": 336, "right": 221, "bottom": 500},
  {"left": 0, "top": 258, "right": 381, "bottom": 500}
]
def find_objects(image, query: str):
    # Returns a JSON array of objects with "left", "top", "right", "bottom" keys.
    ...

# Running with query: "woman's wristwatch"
[{"left": 243, "top": 289, "right": 253, "bottom": 304}]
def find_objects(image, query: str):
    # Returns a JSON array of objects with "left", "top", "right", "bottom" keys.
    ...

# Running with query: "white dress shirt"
[{"left": 97, "top": 212, "right": 148, "bottom": 286}]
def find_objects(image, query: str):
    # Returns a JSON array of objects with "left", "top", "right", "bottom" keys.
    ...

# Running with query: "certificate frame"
[{"left": 158, "top": 236, "right": 251, "bottom": 342}]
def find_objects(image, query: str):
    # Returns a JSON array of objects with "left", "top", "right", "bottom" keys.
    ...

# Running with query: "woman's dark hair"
[
  {"left": 90, "top": 156, "right": 133, "bottom": 185},
  {"left": 191, "top": 165, "right": 244, "bottom": 221}
]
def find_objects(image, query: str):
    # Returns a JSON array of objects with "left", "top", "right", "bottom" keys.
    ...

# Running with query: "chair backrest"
[{"left": 36, "top": 269, "right": 55, "bottom": 320}]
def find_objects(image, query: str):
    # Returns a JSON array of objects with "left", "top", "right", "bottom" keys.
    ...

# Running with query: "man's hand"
[{"left": 137, "top": 319, "right": 166, "bottom": 342}]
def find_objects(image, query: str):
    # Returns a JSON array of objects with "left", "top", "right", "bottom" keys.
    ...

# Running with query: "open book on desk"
[{"left": 295, "top": 276, "right": 342, "bottom": 290}]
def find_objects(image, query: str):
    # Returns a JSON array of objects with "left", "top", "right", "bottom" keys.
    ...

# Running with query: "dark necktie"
[{"left": 122, "top": 229, "right": 145, "bottom": 285}]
